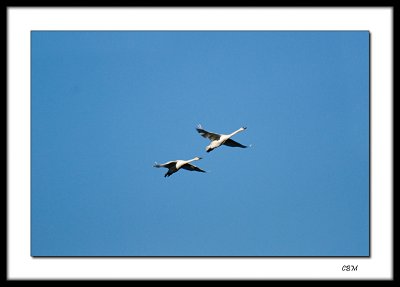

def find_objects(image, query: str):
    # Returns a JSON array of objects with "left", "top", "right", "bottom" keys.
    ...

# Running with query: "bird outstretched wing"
[
  {"left": 153, "top": 161, "right": 176, "bottom": 169},
  {"left": 223, "top": 138, "right": 248, "bottom": 148},
  {"left": 181, "top": 163, "right": 206, "bottom": 173},
  {"left": 196, "top": 124, "right": 221, "bottom": 141}
]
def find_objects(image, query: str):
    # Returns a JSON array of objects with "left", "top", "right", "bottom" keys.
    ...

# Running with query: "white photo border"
[{"left": 7, "top": 7, "right": 393, "bottom": 280}]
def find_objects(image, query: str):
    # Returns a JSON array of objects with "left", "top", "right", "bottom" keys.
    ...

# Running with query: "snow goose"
[
  {"left": 153, "top": 156, "right": 206, "bottom": 177},
  {"left": 196, "top": 124, "right": 249, "bottom": 153}
]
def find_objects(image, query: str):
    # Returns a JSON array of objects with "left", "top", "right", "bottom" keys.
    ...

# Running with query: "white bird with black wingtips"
[
  {"left": 196, "top": 124, "right": 250, "bottom": 153},
  {"left": 153, "top": 156, "right": 206, "bottom": 177}
]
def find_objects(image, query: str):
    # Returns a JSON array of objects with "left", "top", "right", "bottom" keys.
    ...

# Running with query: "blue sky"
[{"left": 31, "top": 31, "right": 369, "bottom": 256}]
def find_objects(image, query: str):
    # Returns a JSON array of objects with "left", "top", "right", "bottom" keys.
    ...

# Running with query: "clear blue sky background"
[{"left": 31, "top": 31, "right": 369, "bottom": 256}]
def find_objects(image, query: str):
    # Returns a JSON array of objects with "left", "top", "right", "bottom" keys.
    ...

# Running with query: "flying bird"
[
  {"left": 196, "top": 124, "right": 249, "bottom": 153},
  {"left": 153, "top": 156, "right": 206, "bottom": 177}
]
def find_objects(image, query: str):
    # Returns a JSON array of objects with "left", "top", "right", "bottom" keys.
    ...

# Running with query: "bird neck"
[
  {"left": 229, "top": 128, "right": 244, "bottom": 137},
  {"left": 188, "top": 157, "right": 199, "bottom": 163}
]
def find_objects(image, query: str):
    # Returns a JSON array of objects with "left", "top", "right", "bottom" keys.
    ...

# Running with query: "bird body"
[
  {"left": 153, "top": 156, "right": 206, "bottom": 177},
  {"left": 196, "top": 125, "right": 248, "bottom": 152}
]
